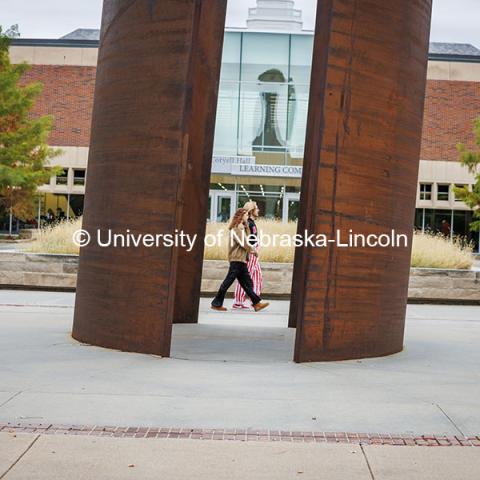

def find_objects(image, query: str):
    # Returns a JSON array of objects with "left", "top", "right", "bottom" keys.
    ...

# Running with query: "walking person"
[
  {"left": 232, "top": 201, "right": 263, "bottom": 310},
  {"left": 211, "top": 208, "right": 269, "bottom": 313}
]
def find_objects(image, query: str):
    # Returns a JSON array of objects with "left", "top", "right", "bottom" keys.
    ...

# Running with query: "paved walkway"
[
  {"left": 1, "top": 431, "right": 480, "bottom": 480},
  {"left": 1, "top": 290, "right": 480, "bottom": 478},
  {"left": 1, "top": 290, "right": 480, "bottom": 434}
]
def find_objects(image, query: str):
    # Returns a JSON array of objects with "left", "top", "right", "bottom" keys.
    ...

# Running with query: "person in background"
[
  {"left": 57, "top": 208, "right": 66, "bottom": 221},
  {"left": 232, "top": 201, "right": 263, "bottom": 310},
  {"left": 217, "top": 206, "right": 229, "bottom": 223},
  {"left": 46, "top": 209, "right": 55, "bottom": 224},
  {"left": 211, "top": 208, "right": 269, "bottom": 313},
  {"left": 441, "top": 219, "right": 451, "bottom": 237}
]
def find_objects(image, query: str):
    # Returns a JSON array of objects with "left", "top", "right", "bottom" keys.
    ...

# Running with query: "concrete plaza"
[{"left": 0, "top": 290, "right": 479, "bottom": 478}]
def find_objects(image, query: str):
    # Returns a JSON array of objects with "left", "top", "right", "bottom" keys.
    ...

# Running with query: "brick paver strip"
[{"left": 0, "top": 422, "right": 479, "bottom": 446}]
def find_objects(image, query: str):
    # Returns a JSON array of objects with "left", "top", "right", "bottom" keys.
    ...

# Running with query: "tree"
[
  {"left": 0, "top": 25, "right": 62, "bottom": 235},
  {"left": 454, "top": 117, "right": 480, "bottom": 232}
]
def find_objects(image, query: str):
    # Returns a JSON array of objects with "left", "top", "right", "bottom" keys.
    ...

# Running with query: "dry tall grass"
[
  {"left": 204, "top": 219, "right": 297, "bottom": 263},
  {"left": 25, "top": 217, "right": 475, "bottom": 269},
  {"left": 27, "top": 217, "right": 82, "bottom": 255},
  {"left": 411, "top": 230, "right": 474, "bottom": 269},
  {"left": 205, "top": 222, "right": 474, "bottom": 268}
]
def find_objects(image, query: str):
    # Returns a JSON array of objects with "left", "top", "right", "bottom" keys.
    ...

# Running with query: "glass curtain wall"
[
  {"left": 211, "top": 31, "right": 312, "bottom": 222},
  {"left": 213, "top": 32, "right": 313, "bottom": 166}
]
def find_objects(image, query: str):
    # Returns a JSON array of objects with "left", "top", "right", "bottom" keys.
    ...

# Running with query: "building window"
[
  {"left": 437, "top": 184, "right": 449, "bottom": 202},
  {"left": 73, "top": 169, "right": 86, "bottom": 186},
  {"left": 419, "top": 183, "right": 432, "bottom": 201},
  {"left": 55, "top": 168, "right": 68, "bottom": 186}
]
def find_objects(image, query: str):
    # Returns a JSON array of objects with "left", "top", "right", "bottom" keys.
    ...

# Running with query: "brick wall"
[
  {"left": 421, "top": 80, "right": 480, "bottom": 161},
  {"left": 20, "top": 65, "right": 480, "bottom": 161},
  {"left": 20, "top": 65, "right": 96, "bottom": 147}
]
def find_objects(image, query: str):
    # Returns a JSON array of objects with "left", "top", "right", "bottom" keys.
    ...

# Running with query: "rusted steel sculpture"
[
  {"left": 72, "top": 0, "right": 227, "bottom": 354},
  {"left": 289, "top": 0, "right": 433, "bottom": 361},
  {"left": 73, "top": 0, "right": 432, "bottom": 362}
]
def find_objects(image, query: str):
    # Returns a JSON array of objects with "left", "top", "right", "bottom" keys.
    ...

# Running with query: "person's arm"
[
  {"left": 233, "top": 224, "right": 257, "bottom": 255},
  {"left": 242, "top": 224, "right": 258, "bottom": 255}
]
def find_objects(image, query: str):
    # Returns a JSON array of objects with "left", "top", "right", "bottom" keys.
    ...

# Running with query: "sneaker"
[
  {"left": 232, "top": 303, "right": 250, "bottom": 310},
  {"left": 211, "top": 305, "right": 227, "bottom": 312},
  {"left": 253, "top": 302, "right": 270, "bottom": 312}
]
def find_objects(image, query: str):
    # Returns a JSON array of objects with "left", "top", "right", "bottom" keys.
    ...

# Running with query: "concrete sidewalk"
[
  {"left": 1, "top": 290, "right": 480, "bottom": 436},
  {"left": 1, "top": 432, "right": 480, "bottom": 480},
  {"left": 1, "top": 290, "right": 480, "bottom": 479}
]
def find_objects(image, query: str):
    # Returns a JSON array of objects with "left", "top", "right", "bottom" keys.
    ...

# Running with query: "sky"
[{"left": 1, "top": 0, "right": 480, "bottom": 46}]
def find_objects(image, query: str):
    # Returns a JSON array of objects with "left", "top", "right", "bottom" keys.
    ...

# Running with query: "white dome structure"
[{"left": 246, "top": 0, "right": 304, "bottom": 32}]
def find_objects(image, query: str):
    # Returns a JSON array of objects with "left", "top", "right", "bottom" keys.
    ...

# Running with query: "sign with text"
[
  {"left": 231, "top": 163, "right": 303, "bottom": 178},
  {"left": 211, "top": 155, "right": 256, "bottom": 174}
]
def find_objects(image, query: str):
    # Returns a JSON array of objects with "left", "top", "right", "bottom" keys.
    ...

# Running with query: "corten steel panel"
[
  {"left": 72, "top": 0, "right": 226, "bottom": 354},
  {"left": 173, "top": 0, "right": 227, "bottom": 324},
  {"left": 291, "top": 0, "right": 433, "bottom": 361}
]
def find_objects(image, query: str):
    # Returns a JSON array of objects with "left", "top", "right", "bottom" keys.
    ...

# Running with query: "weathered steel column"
[
  {"left": 291, "top": 0, "right": 433, "bottom": 361},
  {"left": 173, "top": 0, "right": 226, "bottom": 324},
  {"left": 72, "top": 0, "right": 226, "bottom": 355}
]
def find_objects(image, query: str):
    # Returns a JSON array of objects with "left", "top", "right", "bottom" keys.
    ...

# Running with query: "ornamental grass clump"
[
  {"left": 27, "top": 217, "right": 81, "bottom": 255},
  {"left": 204, "top": 219, "right": 297, "bottom": 263},
  {"left": 411, "top": 230, "right": 474, "bottom": 269}
]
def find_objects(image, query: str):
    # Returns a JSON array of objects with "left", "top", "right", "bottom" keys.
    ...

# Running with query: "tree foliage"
[
  {"left": 454, "top": 117, "right": 480, "bottom": 232},
  {"left": 0, "top": 24, "right": 62, "bottom": 223}
]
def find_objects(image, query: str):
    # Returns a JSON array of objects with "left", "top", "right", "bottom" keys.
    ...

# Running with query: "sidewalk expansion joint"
[
  {"left": 360, "top": 444, "right": 376, "bottom": 480},
  {"left": 0, "top": 434, "right": 40, "bottom": 479},
  {"left": 435, "top": 403, "right": 465, "bottom": 437},
  {"left": 0, "top": 392, "right": 22, "bottom": 409}
]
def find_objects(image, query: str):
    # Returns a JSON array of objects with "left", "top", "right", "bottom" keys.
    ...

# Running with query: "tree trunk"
[{"left": 8, "top": 208, "right": 13, "bottom": 236}]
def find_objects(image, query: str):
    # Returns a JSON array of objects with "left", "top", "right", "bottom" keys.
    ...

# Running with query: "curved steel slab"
[
  {"left": 72, "top": 0, "right": 227, "bottom": 355},
  {"left": 290, "top": 0, "right": 433, "bottom": 361}
]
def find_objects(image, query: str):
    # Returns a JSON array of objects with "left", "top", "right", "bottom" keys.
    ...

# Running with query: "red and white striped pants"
[{"left": 234, "top": 252, "right": 263, "bottom": 306}]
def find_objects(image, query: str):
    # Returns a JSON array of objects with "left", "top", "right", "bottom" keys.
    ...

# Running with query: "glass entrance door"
[
  {"left": 283, "top": 192, "right": 300, "bottom": 222},
  {"left": 209, "top": 191, "right": 236, "bottom": 223}
]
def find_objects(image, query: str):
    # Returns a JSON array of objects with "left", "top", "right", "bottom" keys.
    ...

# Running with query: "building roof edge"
[{"left": 10, "top": 37, "right": 480, "bottom": 63}]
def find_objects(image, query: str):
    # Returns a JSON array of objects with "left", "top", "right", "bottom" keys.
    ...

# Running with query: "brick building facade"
[
  {"left": 20, "top": 65, "right": 95, "bottom": 148},
  {"left": 422, "top": 80, "right": 480, "bottom": 161},
  {"left": 19, "top": 63, "right": 480, "bottom": 163},
  {"left": 18, "top": 67, "right": 480, "bottom": 162},
  {"left": 5, "top": 33, "right": 480, "bottom": 250}
]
